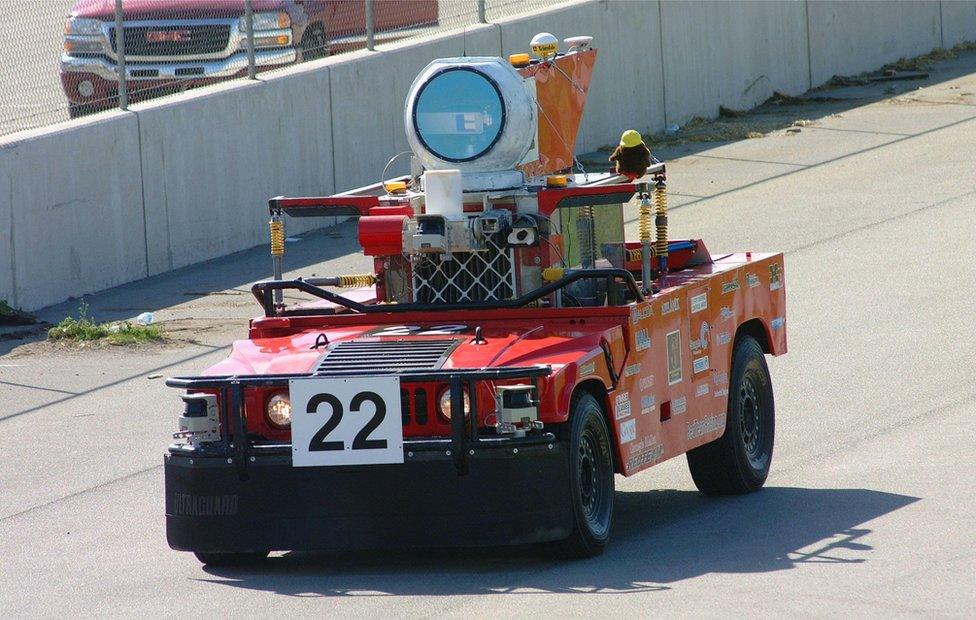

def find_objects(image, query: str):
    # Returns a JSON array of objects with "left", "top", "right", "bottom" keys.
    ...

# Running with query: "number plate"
[{"left": 289, "top": 376, "right": 403, "bottom": 467}]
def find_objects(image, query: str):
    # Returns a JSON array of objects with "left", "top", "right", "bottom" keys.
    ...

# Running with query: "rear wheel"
[
  {"left": 551, "top": 392, "right": 614, "bottom": 558},
  {"left": 193, "top": 551, "right": 269, "bottom": 566},
  {"left": 687, "top": 335, "right": 774, "bottom": 494}
]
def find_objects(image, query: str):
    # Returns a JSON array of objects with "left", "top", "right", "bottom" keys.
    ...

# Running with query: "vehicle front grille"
[
  {"left": 110, "top": 24, "right": 232, "bottom": 57},
  {"left": 313, "top": 340, "right": 458, "bottom": 375}
]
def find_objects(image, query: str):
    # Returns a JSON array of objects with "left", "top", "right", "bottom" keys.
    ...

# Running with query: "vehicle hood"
[
  {"left": 71, "top": 0, "right": 285, "bottom": 20},
  {"left": 205, "top": 320, "right": 619, "bottom": 378}
]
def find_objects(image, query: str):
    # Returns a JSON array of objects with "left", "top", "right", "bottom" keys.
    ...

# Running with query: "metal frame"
[
  {"left": 250, "top": 268, "right": 645, "bottom": 317},
  {"left": 166, "top": 365, "right": 552, "bottom": 476}
]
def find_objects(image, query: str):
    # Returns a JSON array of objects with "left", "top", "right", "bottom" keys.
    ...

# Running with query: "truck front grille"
[
  {"left": 313, "top": 340, "right": 458, "bottom": 375},
  {"left": 110, "top": 24, "right": 232, "bottom": 57}
]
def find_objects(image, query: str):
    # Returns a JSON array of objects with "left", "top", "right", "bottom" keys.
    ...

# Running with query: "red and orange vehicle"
[{"left": 164, "top": 34, "right": 787, "bottom": 565}]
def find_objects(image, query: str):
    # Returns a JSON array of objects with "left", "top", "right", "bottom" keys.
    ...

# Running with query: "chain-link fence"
[{"left": 0, "top": 0, "right": 567, "bottom": 138}]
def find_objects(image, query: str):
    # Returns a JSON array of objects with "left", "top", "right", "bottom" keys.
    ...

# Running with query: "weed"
[{"left": 47, "top": 302, "right": 163, "bottom": 345}]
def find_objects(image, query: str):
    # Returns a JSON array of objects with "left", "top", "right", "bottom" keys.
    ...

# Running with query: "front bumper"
[
  {"left": 164, "top": 366, "right": 565, "bottom": 553},
  {"left": 165, "top": 437, "right": 572, "bottom": 553},
  {"left": 61, "top": 48, "right": 297, "bottom": 82}
]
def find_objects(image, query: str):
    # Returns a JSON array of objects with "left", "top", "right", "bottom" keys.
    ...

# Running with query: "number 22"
[{"left": 306, "top": 391, "right": 387, "bottom": 452}]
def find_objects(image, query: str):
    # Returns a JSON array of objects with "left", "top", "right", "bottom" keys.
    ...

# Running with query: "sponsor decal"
[
  {"left": 672, "top": 396, "right": 687, "bottom": 416},
  {"left": 690, "top": 321, "right": 710, "bottom": 354},
  {"left": 661, "top": 298, "right": 680, "bottom": 315},
  {"left": 691, "top": 292, "right": 708, "bottom": 313},
  {"left": 719, "top": 306, "right": 734, "bottom": 322},
  {"left": 695, "top": 382, "right": 710, "bottom": 397},
  {"left": 635, "top": 328, "right": 651, "bottom": 352},
  {"left": 578, "top": 360, "right": 596, "bottom": 377},
  {"left": 640, "top": 394, "right": 656, "bottom": 415},
  {"left": 619, "top": 419, "right": 637, "bottom": 443},
  {"left": 769, "top": 263, "right": 783, "bottom": 291},
  {"left": 693, "top": 356, "right": 709, "bottom": 374},
  {"left": 171, "top": 493, "right": 239, "bottom": 516},
  {"left": 368, "top": 324, "right": 469, "bottom": 337},
  {"left": 639, "top": 375, "right": 655, "bottom": 391},
  {"left": 666, "top": 330, "right": 682, "bottom": 385},
  {"left": 746, "top": 273, "right": 760, "bottom": 288},
  {"left": 632, "top": 303, "right": 653, "bottom": 323},
  {"left": 626, "top": 443, "right": 665, "bottom": 470},
  {"left": 714, "top": 388, "right": 729, "bottom": 398},
  {"left": 771, "top": 317, "right": 785, "bottom": 330},
  {"left": 687, "top": 413, "right": 725, "bottom": 440},
  {"left": 721, "top": 279, "right": 740, "bottom": 294},
  {"left": 712, "top": 371, "right": 729, "bottom": 386},
  {"left": 614, "top": 393, "right": 632, "bottom": 420},
  {"left": 624, "top": 363, "right": 641, "bottom": 377},
  {"left": 715, "top": 331, "right": 731, "bottom": 346}
]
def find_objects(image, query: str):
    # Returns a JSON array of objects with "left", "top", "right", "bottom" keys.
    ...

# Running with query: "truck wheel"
[
  {"left": 551, "top": 391, "right": 614, "bottom": 558},
  {"left": 193, "top": 551, "right": 269, "bottom": 566},
  {"left": 300, "top": 23, "right": 329, "bottom": 61},
  {"left": 687, "top": 335, "right": 774, "bottom": 495},
  {"left": 68, "top": 104, "right": 95, "bottom": 119}
]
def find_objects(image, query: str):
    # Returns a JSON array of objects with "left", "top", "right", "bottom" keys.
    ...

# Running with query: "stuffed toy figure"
[{"left": 609, "top": 129, "right": 651, "bottom": 180}]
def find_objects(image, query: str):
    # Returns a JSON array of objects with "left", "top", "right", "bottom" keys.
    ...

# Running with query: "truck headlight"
[
  {"left": 240, "top": 11, "right": 291, "bottom": 32},
  {"left": 438, "top": 387, "right": 470, "bottom": 421},
  {"left": 265, "top": 392, "right": 292, "bottom": 429},
  {"left": 64, "top": 18, "right": 104, "bottom": 37}
]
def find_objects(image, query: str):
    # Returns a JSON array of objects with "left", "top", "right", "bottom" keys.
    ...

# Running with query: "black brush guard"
[{"left": 164, "top": 366, "right": 578, "bottom": 553}]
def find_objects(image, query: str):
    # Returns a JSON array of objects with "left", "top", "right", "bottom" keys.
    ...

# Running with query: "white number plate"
[{"left": 289, "top": 376, "right": 404, "bottom": 467}]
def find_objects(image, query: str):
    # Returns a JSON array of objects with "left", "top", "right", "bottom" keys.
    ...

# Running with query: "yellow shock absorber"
[
  {"left": 627, "top": 246, "right": 656, "bottom": 263},
  {"left": 638, "top": 197, "right": 652, "bottom": 244},
  {"left": 269, "top": 218, "right": 285, "bottom": 257},
  {"left": 337, "top": 274, "right": 376, "bottom": 288},
  {"left": 654, "top": 179, "right": 668, "bottom": 267}
]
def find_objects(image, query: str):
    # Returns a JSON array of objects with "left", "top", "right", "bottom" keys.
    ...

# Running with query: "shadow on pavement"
[{"left": 197, "top": 486, "right": 918, "bottom": 597}]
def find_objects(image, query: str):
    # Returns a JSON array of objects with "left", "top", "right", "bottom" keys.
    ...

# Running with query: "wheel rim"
[
  {"left": 577, "top": 423, "right": 611, "bottom": 536},
  {"left": 738, "top": 372, "right": 767, "bottom": 469}
]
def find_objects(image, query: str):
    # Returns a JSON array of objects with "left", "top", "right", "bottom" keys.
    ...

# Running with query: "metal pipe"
[
  {"left": 478, "top": 0, "right": 487, "bottom": 23},
  {"left": 637, "top": 182, "right": 652, "bottom": 293},
  {"left": 114, "top": 0, "right": 128, "bottom": 110},
  {"left": 365, "top": 0, "right": 375, "bottom": 51},
  {"left": 244, "top": 0, "right": 257, "bottom": 79}
]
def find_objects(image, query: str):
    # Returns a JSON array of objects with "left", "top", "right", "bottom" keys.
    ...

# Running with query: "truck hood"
[
  {"left": 71, "top": 0, "right": 285, "bottom": 20},
  {"left": 205, "top": 320, "right": 618, "bottom": 378}
]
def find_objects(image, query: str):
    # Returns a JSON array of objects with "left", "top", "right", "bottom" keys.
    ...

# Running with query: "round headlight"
[
  {"left": 438, "top": 387, "right": 470, "bottom": 420},
  {"left": 265, "top": 392, "right": 292, "bottom": 429}
]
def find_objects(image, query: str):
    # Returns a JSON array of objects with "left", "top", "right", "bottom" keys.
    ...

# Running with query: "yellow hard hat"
[{"left": 619, "top": 129, "right": 643, "bottom": 148}]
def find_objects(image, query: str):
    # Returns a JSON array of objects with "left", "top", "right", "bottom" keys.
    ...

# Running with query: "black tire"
[
  {"left": 551, "top": 391, "right": 615, "bottom": 558},
  {"left": 299, "top": 23, "right": 329, "bottom": 61},
  {"left": 68, "top": 103, "right": 96, "bottom": 119},
  {"left": 687, "top": 335, "right": 774, "bottom": 495},
  {"left": 193, "top": 551, "right": 269, "bottom": 566}
]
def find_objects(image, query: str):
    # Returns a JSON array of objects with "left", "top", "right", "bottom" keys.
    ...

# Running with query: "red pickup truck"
[{"left": 61, "top": 0, "right": 438, "bottom": 117}]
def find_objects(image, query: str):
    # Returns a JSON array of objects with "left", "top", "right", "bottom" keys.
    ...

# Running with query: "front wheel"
[
  {"left": 687, "top": 335, "right": 774, "bottom": 494},
  {"left": 299, "top": 23, "right": 329, "bottom": 61},
  {"left": 550, "top": 391, "right": 615, "bottom": 558}
]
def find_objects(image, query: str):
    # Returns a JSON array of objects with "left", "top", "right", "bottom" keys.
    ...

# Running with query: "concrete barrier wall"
[
  {"left": 0, "top": 113, "right": 146, "bottom": 310},
  {"left": 660, "top": 0, "right": 810, "bottom": 124},
  {"left": 2, "top": 0, "right": 976, "bottom": 310},
  {"left": 808, "top": 1, "right": 942, "bottom": 86}
]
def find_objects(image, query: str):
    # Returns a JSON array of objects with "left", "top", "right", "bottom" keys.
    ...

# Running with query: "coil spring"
[
  {"left": 627, "top": 247, "right": 656, "bottom": 262},
  {"left": 639, "top": 196, "right": 652, "bottom": 243},
  {"left": 542, "top": 267, "right": 565, "bottom": 282},
  {"left": 269, "top": 219, "right": 285, "bottom": 257},
  {"left": 654, "top": 181, "right": 668, "bottom": 257},
  {"left": 338, "top": 274, "right": 376, "bottom": 288}
]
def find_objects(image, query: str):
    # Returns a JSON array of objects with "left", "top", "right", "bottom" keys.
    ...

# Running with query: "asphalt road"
[{"left": 2, "top": 53, "right": 975, "bottom": 617}]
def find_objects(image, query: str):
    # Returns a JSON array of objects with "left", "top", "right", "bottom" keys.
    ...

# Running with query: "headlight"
[
  {"left": 64, "top": 18, "right": 104, "bottom": 37},
  {"left": 265, "top": 392, "right": 292, "bottom": 429},
  {"left": 240, "top": 11, "right": 291, "bottom": 32},
  {"left": 438, "top": 387, "right": 470, "bottom": 420}
]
